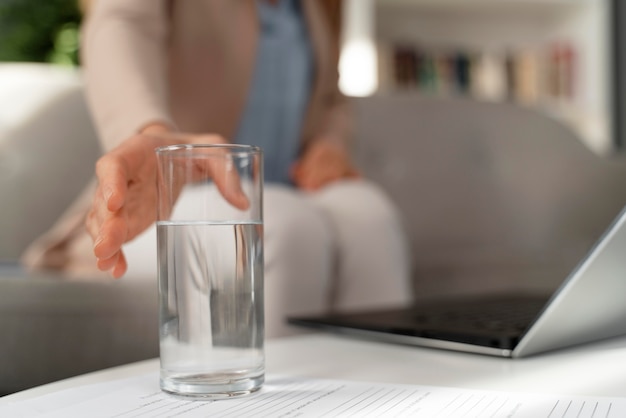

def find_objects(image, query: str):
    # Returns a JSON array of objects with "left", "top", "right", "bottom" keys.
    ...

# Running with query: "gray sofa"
[
  {"left": 352, "top": 95, "right": 626, "bottom": 298},
  {"left": 0, "top": 64, "right": 159, "bottom": 395},
  {"left": 3, "top": 63, "right": 626, "bottom": 395}
]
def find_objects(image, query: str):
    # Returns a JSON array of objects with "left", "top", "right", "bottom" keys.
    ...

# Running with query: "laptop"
[{"left": 288, "top": 206, "right": 626, "bottom": 358}]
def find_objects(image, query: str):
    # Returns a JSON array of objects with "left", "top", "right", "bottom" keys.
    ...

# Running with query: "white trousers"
[{"left": 124, "top": 179, "right": 412, "bottom": 337}]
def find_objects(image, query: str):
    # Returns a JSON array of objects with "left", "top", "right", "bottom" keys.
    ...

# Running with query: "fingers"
[
  {"left": 173, "top": 133, "right": 250, "bottom": 209},
  {"left": 187, "top": 143, "right": 250, "bottom": 211},
  {"left": 89, "top": 203, "right": 128, "bottom": 278},
  {"left": 292, "top": 141, "right": 360, "bottom": 191},
  {"left": 88, "top": 154, "right": 129, "bottom": 251},
  {"left": 95, "top": 151, "right": 131, "bottom": 212},
  {"left": 294, "top": 166, "right": 338, "bottom": 191},
  {"left": 86, "top": 145, "right": 138, "bottom": 277},
  {"left": 93, "top": 213, "right": 128, "bottom": 260},
  {"left": 112, "top": 251, "right": 128, "bottom": 278},
  {"left": 96, "top": 250, "right": 127, "bottom": 279},
  {"left": 96, "top": 250, "right": 119, "bottom": 272},
  {"left": 209, "top": 155, "right": 250, "bottom": 210},
  {"left": 86, "top": 131, "right": 253, "bottom": 279},
  {"left": 87, "top": 133, "right": 166, "bottom": 276}
]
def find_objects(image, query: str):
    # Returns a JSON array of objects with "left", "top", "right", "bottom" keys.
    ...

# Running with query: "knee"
[
  {"left": 317, "top": 180, "right": 403, "bottom": 228},
  {"left": 267, "top": 206, "right": 332, "bottom": 263},
  {"left": 263, "top": 186, "right": 334, "bottom": 268},
  {"left": 312, "top": 180, "right": 410, "bottom": 267}
]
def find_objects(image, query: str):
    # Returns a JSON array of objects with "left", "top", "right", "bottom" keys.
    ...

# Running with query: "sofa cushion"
[
  {"left": 0, "top": 63, "right": 101, "bottom": 262},
  {"left": 352, "top": 95, "right": 626, "bottom": 298}
]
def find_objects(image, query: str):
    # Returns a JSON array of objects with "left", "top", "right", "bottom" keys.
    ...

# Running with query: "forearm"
[{"left": 317, "top": 94, "right": 353, "bottom": 148}]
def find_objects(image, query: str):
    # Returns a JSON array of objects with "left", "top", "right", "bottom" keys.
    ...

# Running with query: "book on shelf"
[{"left": 376, "top": 41, "right": 577, "bottom": 108}]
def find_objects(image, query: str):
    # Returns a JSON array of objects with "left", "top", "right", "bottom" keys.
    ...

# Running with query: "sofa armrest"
[
  {"left": 0, "top": 63, "right": 101, "bottom": 262},
  {"left": 0, "top": 271, "right": 158, "bottom": 395}
]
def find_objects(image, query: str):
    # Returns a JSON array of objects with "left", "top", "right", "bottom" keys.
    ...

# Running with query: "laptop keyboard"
[
  {"left": 288, "top": 293, "right": 552, "bottom": 350},
  {"left": 411, "top": 295, "right": 549, "bottom": 333}
]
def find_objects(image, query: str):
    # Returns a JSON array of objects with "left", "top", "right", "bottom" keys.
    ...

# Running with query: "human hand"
[
  {"left": 85, "top": 126, "right": 247, "bottom": 278},
  {"left": 290, "top": 141, "right": 360, "bottom": 191}
]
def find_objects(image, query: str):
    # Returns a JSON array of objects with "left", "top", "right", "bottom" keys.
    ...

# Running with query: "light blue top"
[{"left": 233, "top": 0, "right": 314, "bottom": 184}]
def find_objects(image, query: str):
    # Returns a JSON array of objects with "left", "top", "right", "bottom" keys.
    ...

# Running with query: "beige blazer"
[
  {"left": 22, "top": 0, "right": 352, "bottom": 275},
  {"left": 84, "top": 0, "right": 351, "bottom": 151}
]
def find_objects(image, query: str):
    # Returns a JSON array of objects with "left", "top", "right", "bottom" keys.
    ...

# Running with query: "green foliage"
[{"left": 0, "top": 0, "right": 82, "bottom": 65}]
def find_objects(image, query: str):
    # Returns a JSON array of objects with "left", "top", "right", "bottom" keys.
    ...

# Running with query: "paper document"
[{"left": 2, "top": 372, "right": 625, "bottom": 417}]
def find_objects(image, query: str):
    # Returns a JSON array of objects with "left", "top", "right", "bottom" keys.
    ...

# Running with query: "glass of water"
[{"left": 155, "top": 144, "right": 264, "bottom": 399}]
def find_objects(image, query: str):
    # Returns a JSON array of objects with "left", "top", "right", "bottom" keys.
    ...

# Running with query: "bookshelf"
[{"left": 371, "top": 0, "right": 612, "bottom": 154}]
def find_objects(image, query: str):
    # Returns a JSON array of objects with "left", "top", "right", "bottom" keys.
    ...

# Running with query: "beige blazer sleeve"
[
  {"left": 300, "top": 0, "right": 353, "bottom": 151},
  {"left": 81, "top": 0, "right": 175, "bottom": 151},
  {"left": 83, "top": 0, "right": 351, "bottom": 153}
]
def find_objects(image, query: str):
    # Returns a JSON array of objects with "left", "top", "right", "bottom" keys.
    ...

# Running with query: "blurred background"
[
  {"left": 0, "top": 0, "right": 83, "bottom": 66},
  {"left": 0, "top": 0, "right": 615, "bottom": 153},
  {"left": 3, "top": 0, "right": 626, "bottom": 397}
]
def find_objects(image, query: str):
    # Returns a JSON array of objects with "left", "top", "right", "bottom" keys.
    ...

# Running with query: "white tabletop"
[{"left": 3, "top": 332, "right": 626, "bottom": 405}]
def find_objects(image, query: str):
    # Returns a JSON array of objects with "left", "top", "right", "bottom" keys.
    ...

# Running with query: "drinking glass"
[{"left": 155, "top": 144, "right": 264, "bottom": 398}]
